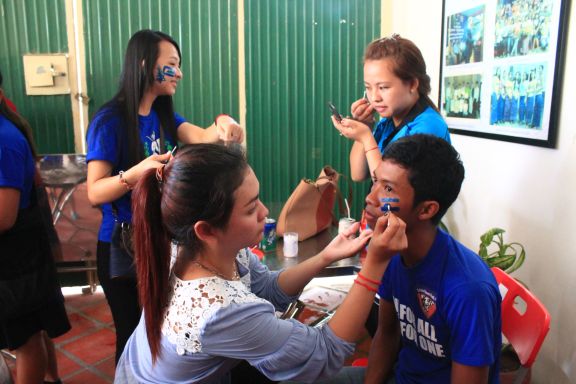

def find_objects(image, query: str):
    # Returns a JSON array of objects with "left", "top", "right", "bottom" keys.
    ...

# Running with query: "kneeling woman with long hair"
[{"left": 115, "top": 144, "right": 406, "bottom": 383}]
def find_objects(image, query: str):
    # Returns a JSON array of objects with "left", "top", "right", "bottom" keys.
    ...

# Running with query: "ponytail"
[
  {"left": 131, "top": 167, "right": 171, "bottom": 362},
  {"left": 130, "top": 144, "right": 249, "bottom": 362}
]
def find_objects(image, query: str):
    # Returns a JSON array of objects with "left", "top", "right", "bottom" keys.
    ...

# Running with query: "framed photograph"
[{"left": 439, "top": 0, "right": 570, "bottom": 148}]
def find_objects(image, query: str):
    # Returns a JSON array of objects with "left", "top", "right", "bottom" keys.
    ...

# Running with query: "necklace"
[{"left": 192, "top": 260, "right": 240, "bottom": 281}]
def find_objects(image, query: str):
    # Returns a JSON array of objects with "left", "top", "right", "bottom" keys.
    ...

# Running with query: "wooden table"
[{"left": 260, "top": 226, "right": 360, "bottom": 277}]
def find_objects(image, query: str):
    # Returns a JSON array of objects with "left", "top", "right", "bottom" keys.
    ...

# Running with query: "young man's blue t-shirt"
[
  {"left": 379, "top": 229, "right": 502, "bottom": 383},
  {"left": 0, "top": 115, "right": 35, "bottom": 209},
  {"left": 86, "top": 107, "right": 183, "bottom": 242}
]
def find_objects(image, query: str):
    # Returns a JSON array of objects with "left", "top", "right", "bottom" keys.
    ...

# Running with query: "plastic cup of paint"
[
  {"left": 338, "top": 217, "right": 356, "bottom": 235},
  {"left": 283, "top": 232, "right": 299, "bottom": 257}
]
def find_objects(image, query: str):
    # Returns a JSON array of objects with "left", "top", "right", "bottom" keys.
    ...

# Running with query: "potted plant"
[
  {"left": 479, "top": 227, "right": 525, "bottom": 274},
  {"left": 478, "top": 227, "right": 529, "bottom": 384}
]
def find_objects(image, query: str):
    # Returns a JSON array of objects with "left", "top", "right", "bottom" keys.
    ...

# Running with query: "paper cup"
[
  {"left": 338, "top": 217, "right": 356, "bottom": 235},
  {"left": 283, "top": 232, "right": 299, "bottom": 257}
]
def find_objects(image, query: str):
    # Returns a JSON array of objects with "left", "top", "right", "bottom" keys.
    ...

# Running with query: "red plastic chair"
[
  {"left": 492, "top": 267, "right": 551, "bottom": 384},
  {"left": 351, "top": 357, "right": 368, "bottom": 366}
]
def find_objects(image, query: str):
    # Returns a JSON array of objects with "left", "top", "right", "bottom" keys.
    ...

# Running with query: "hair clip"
[
  {"left": 379, "top": 33, "right": 400, "bottom": 43},
  {"left": 162, "top": 146, "right": 177, "bottom": 164}
]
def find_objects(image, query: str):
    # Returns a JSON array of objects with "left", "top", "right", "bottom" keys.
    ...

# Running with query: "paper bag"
[{"left": 277, "top": 166, "right": 340, "bottom": 241}]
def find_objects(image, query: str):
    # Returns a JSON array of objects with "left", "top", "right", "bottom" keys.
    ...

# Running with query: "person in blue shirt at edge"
[
  {"left": 313, "top": 134, "right": 502, "bottom": 384},
  {"left": 331, "top": 34, "right": 450, "bottom": 183},
  {"left": 0, "top": 69, "right": 70, "bottom": 384},
  {"left": 114, "top": 143, "right": 410, "bottom": 383},
  {"left": 86, "top": 29, "right": 244, "bottom": 365}
]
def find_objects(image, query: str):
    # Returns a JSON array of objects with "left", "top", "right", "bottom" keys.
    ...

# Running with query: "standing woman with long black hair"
[
  {"left": 86, "top": 29, "right": 244, "bottom": 364},
  {"left": 0, "top": 69, "right": 70, "bottom": 384}
]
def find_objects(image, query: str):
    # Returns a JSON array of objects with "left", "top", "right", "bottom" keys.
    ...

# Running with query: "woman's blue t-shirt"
[
  {"left": 86, "top": 107, "right": 184, "bottom": 242},
  {"left": 0, "top": 115, "right": 35, "bottom": 209},
  {"left": 372, "top": 104, "right": 451, "bottom": 153}
]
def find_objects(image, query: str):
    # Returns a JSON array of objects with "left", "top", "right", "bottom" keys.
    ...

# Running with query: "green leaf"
[
  {"left": 486, "top": 254, "right": 516, "bottom": 270},
  {"left": 480, "top": 228, "right": 505, "bottom": 247},
  {"left": 478, "top": 227, "right": 526, "bottom": 275},
  {"left": 506, "top": 246, "right": 525, "bottom": 274},
  {"left": 479, "top": 246, "right": 488, "bottom": 259},
  {"left": 501, "top": 244, "right": 517, "bottom": 258}
]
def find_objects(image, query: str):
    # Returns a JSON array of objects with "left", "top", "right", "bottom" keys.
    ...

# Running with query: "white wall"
[{"left": 389, "top": 1, "right": 576, "bottom": 382}]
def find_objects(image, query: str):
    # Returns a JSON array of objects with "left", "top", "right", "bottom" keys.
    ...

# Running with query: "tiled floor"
[
  {"left": 2, "top": 183, "right": 370, "bottom": 382},
  {"left": 54, "top": 288, "right": 115, "bottom": 382}
]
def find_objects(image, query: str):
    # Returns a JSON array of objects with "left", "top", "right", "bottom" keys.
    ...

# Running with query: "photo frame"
[{"left": 439, "top": 0, "right": 570, "bottom": 148}]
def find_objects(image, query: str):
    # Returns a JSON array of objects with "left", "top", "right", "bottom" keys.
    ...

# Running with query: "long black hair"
[
  {"left": 0, "top": 69, "right": 37, "bottom": 158},
  {"left": 93, "top": 29, "right": 182, "bottom": 167}
]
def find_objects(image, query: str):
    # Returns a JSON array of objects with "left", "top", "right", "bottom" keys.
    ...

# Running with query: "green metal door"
[
  {"left": 245, "top": 0, "right": 380, "bottom": 218},
  {"left": 1, "top": 0, "right": 381, "bottom": 216}
]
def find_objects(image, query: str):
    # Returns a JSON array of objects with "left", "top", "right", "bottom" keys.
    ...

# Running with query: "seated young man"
[
  {"left": 342, "top": 134, "right": 502, "bottom": 384},
  {"left": 365, "top": 135, "right": 502, "bottom": 384}
]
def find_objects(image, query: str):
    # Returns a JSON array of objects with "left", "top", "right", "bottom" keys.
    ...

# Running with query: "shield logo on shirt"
[
  {"left": 416, "top": 288, "right": 437, "bottom": 319},
  {"left": 146, "top": 131, "right": 161, "bottom": 155}
]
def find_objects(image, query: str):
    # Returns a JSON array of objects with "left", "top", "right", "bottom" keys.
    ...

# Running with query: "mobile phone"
[{"left": 327, "top": 101, "right": 343, "bottom": 123}]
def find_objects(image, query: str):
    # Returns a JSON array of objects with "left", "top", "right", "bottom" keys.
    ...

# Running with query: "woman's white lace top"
[
  {"left": 161, "top": 249, "right": 267, "bottom": 355},
  {"left": 115, "top": 249, "right": 355, "bottom": 383}
]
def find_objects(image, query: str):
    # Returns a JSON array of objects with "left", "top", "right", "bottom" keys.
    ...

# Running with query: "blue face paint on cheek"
[
  {"left": 380, "top": 203, "right": 400, "bottom": 213},
  {"left": 380, "top": 198, "right": 400, "bottom": 213},
  {"left": 162, "top": 65, "right": 177, "bottom": 78},
  {"left": 156, "top": 66, "right": 177, "bottom": 83},
  {"left": 156, "top": 66, "right": 165, "bottom": 82}
]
